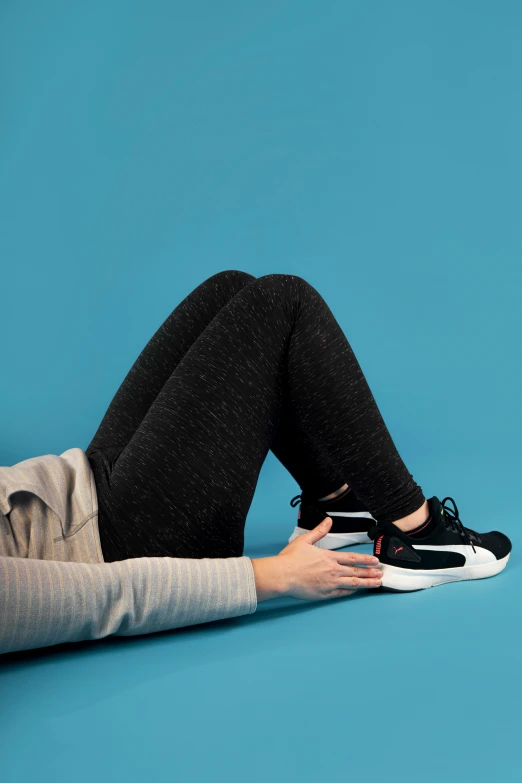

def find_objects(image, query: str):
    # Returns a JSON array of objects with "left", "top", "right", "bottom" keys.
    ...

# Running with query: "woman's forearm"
[{"left": 0, "top": 555, "right": 258, "bottom": 655}]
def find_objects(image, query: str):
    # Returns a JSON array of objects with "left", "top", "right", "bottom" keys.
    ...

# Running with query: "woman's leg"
[
  {"left": 86, "top": 268, "right": 347, "bottom": 510},
  {"left": 88, "top": 273, "right": 425, "bottom": 562},
  {"left": 85, "top": 268, "right": 347, "bottom": 561},
  {"left": 86, "top": 266, "right": 348, "bottom": 502}
]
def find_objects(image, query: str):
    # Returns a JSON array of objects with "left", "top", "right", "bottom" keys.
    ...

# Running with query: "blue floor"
[
  {"left": 2, "top": 452, "right": 520, "bottom": 783},
  {"left": 2, "top": 1, "right": 522, "bottom": 780}
]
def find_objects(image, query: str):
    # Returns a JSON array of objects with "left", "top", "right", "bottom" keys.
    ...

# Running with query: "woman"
[{"left": 0, "top": 271, "right": 511, "bottom": 656}]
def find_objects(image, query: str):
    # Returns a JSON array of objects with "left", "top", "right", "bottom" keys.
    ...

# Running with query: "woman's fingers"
[
  {"left": 332, "top": 551, "right": 380, "bottom": 566},
  {"left": 341, "top": 566, "right": 382, "bottom": 579},
  {"left": 336, "top": 575, "right": 382, "bottom": 589}
]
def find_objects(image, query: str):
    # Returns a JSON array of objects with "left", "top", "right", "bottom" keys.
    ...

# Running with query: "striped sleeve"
[{"left": 0, "top": 555, "right": 258, "bottom": 655}]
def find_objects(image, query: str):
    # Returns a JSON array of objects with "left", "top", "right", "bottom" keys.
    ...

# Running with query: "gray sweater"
[{"left": 0, "top": 448, "right": 257, "bottom": 655}]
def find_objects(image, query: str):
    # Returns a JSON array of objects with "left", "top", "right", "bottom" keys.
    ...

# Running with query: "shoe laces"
[
  {"left": 440, "top": 496, "right": 481, "bottom": 553},
  {"left": 290, "top": 494, "right": 302, "bottom": 508}
]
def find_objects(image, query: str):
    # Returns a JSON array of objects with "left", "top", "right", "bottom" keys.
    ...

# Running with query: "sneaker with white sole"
[
  {"left": 288, "top": 489, "right": 375, "bottom": 550},
  {"left": 368, "top": 495, "right": 512, "bottom": 591}
]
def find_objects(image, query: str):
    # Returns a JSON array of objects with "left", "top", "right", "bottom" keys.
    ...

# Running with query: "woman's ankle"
[
  {"left": 391, "top": 500, "right": 430, "bottom": 532},
  {"left": 317, "top": 483, "right": 349, "bottom": 502}
]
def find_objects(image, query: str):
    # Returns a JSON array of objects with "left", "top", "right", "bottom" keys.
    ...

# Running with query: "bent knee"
[
  {"left": 208, "top": 269, "right": 257, "bottom": 286},
  {"left": 255, "top": 273, "right": 316, "bottom": 301}
]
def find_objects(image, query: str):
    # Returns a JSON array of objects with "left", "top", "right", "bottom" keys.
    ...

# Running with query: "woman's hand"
[{"left": 251, "top": 516, "right": 382, "bottom": 602}]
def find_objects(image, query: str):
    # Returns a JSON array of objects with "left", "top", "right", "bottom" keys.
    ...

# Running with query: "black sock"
[{"left": 406, "top": 515, "right": 437, "bottom": 538}]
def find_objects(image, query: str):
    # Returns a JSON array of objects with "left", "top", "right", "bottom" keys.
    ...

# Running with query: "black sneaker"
[
  {"left": 368, "top": 495, "right": 512, "bottom": 591},
  {"left": 288, "top": 489, "right": 375, "bottom": 549}
]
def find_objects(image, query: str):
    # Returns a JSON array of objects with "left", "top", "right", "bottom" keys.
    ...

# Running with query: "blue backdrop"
[{"left": 1, "top": 2, "right": 520, "bottom": 782}]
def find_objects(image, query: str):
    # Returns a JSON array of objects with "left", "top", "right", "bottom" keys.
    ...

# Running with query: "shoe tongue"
[{"left": 427, "top": 496, "right": 477, "bottom": 540}]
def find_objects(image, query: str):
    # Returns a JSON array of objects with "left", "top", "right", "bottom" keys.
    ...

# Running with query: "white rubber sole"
[
  {"left": 379, "top": 553, "right": 511, "bottom": 591},
  {"left": 288, "top": 526, "right": 372, "bottom": 549}
]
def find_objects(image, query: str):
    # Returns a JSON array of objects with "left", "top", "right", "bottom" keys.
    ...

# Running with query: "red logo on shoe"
[
  {"left": 375, "top": 535, "right": 384, "bottom": 555},
  {"left": 393, "top": 545, "right": 403, "bottom": 555}
]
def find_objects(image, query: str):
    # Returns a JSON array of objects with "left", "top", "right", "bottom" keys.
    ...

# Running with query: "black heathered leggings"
[{"left": 85, "top": 271, "right": 425, "bottom": 563}]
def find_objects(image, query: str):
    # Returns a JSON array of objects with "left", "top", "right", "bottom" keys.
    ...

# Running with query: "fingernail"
[{"left": 370, "top": 557, "right": 379, "bottom": 564}]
